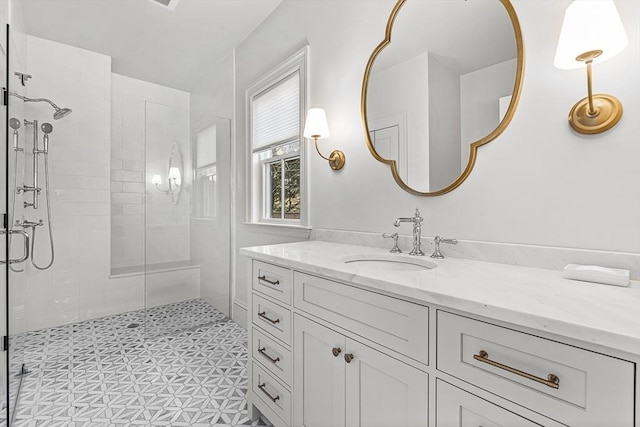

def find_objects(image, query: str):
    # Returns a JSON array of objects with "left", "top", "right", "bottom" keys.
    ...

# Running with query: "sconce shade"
[
  {"left": 168, "top": 167, "right": 180, "bottom": 180},
  {"left": 554, "top": 0, "right": 628, "bottom": 69},
  {"left": 151, "top": 174, "right": 162, "bottom": 185},
  {"left": 303, "top": 108, "right": 330, "bottom": 139},
  {"left": 168, "top": 167, "right": 181, "bottom": 186},
  {"left": 304, "top": 107, "right": 345, "bottom": 170}
]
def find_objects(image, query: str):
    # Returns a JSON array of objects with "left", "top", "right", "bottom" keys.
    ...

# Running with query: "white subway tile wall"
[{"left": 18, "top": 36, "right": 197, "bottom": 332}]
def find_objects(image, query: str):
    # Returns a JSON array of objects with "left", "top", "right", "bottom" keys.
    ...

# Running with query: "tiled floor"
[{"left": 2, "top": 299, "right": 267, "bottom": 426}]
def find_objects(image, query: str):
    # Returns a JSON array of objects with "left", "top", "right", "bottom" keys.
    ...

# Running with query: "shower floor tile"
[{"left": 4, "top": 299, "right": 268, "bottom": 427}]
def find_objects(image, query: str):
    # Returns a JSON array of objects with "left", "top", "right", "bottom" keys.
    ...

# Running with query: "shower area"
[{"left": 1, "top": 12, "right": 236, "bottom": 426}]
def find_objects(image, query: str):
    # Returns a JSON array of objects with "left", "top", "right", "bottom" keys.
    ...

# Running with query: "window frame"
[{"left": 246, "top": 46, "right": 309, "bottom": 226}]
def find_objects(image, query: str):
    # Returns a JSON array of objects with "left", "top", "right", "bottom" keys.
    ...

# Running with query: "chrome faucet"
[
  {"left": 431, "top": 236, "right": 458, "bottom": 259},
  {"left": 394, "top": 208, "right": 424, "bottom": 256}
]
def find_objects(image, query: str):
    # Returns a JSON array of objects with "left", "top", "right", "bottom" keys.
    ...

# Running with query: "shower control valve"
[
  {"left": 17, "top": 185, "right": 40, "bottom": 195},
  {"left": 16, "top": 219, "right": 43, "bottom": 228}
]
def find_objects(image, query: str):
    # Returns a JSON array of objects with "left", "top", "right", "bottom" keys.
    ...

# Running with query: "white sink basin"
[{"left": 341, "top": 254, "right": 437, "bottom": 271}]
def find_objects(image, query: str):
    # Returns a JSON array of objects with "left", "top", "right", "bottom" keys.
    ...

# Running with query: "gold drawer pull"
[
  {"left": 258, "top": 275, "right": 280, "bottom": 286},
  {"left": 258, "top": 311, "right": 280, "bottom": 325},
  {"left": 258, "top": 382, "right": 280, "bottom": 403},
  {"left": 258, "top": 347, "right": 280, "bottom": 364},
  {"left": 473, "top": 350, "right": 560, "bottom": 389}
]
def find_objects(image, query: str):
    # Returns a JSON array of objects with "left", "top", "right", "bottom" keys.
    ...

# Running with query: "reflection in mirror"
[
  {"left": 363, "top": 0, "right": 524, "bottom": 195},
  {"left": 152, "top": 142, "right": 184, "bottom": 204}
]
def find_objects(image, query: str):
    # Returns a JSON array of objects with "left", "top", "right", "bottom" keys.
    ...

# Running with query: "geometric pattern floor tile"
[{"left": 1, "top": 299, "right": 268, "bottom": 426}]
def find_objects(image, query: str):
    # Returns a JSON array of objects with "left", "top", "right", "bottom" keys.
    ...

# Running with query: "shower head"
[
  {"left": 8, "top": 91, "right": 72, "bottom": 120},
  {"left": 41, "top": 122, "right": 53, "bottom": 134},
  {"left": 9, "top": 118, "right": 21, "bottom": 130},
  {"left": 53, "top": 108, "right": 72, "bottom": 120}
]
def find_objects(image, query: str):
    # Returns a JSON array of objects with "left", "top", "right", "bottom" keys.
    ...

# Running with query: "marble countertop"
[{"left": 240, "top": 240, "right": 640, "bottom": 356}]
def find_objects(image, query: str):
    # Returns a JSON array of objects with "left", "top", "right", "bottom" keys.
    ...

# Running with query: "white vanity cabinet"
[
  {"left": 248, "top": 261, "right": 429, "bottom": 427},
  {"left": 244, "top": 252, "right": 638, "bottom": 427}
]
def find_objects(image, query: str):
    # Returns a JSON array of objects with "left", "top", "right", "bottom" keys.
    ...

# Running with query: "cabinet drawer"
[
  {"left": 436, "top": 380, "right": 563, "bottom": 427},
  {"left": 252, "top": 328, "right": 292, "bottom": 387},
  {"left": 252, "top": 362, "right": 291, "bottom": 426},
  {"left": 252, "top": 294, "right": 291, "bottom": 346},
  {"left": 293, "top": 271, "right": 429, "bottom": 364},
  {"left": 253, "top": 260, "right": 292, "bottom": 305},
  {"left": 437, "top": 311, "right": 634, "bottom": 427}
]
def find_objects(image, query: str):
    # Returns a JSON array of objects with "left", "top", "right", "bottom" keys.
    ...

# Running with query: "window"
[
  {"left": 248, "top": 47, "right": 308, "bottom": 224},
  {"left": 194, "top": 123, "right": 217, "bottom": 218}
]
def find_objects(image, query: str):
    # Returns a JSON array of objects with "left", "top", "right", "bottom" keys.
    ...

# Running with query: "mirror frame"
[{"left": 361, "top": 0, "right": 525, "bottom": 196}]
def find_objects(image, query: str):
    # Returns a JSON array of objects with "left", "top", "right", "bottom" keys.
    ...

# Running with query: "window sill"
[{"left": 242, "top": 221, "right": 312, "bottom": 238}]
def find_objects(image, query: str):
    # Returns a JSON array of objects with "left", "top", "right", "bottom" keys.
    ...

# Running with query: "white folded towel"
[{"left": 563, "top": 264, "right": 630, "bottom": 287}]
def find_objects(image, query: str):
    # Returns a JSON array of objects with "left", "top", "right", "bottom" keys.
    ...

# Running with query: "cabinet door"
[
  {"left": 293, "top": 315, "right": 346, "bottom": 427},
  {"left": 345, "top": 339, "right": 428, "bottom": 427}
]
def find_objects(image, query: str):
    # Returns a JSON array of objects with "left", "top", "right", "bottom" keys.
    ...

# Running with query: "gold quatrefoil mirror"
[{"left": 361, "top": 0, "right": 525, "bottom": 196}]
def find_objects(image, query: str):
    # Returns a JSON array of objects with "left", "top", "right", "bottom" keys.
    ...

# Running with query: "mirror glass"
[{"left": 363, "top": 0, "right": 523, "bottom": 195}]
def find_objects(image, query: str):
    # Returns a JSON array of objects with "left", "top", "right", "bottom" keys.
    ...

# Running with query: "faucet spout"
[
  {"left": 393, "top": 208, "right": 425, "bottom": 256},
  {"left": 394, "top": 218, "right": 412, "bottom": 227}
]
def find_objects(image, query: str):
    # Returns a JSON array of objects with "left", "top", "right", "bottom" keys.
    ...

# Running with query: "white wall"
[
  {"left": 233, "top": 0, "right": 640, "bottom": 316},
  {"left": 23, "top": 35, "right": 122, "bottom": 330}
]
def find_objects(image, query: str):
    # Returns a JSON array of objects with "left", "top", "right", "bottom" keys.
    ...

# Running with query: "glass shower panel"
[
  {"left": 3, "top": 22, "right": 29, "bottom": 426},
  {"left": 144, "top": 101, "right": 192, "bottom": 337}
]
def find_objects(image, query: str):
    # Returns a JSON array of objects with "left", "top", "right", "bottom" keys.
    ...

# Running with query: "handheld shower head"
[
  {"left": 41, "top": 122, "right": 53, "bottom": 134},
  {"left": 41, "top": 122, "right": 53, "bottom": 152},
  {"left": 10, "top": 118, "right": 21, "bottom": 130}
]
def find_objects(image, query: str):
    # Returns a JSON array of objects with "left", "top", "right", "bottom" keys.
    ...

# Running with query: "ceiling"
[{"left": 20, "top": 0, "right": 282, "bottom": 92}]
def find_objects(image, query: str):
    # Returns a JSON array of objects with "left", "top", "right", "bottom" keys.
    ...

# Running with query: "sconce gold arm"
[
  {"left": 569, "top": 49, "right": 623, "bottom": 134},
  {"left": 312, "top": 135, "right": 345, "bottom": 170}
]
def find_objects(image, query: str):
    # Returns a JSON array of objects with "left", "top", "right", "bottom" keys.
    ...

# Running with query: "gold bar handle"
[
  {"left": 258, "top": 311, "right": 280, "bottom": 325},
  {"left": 258, "top": 275, "right": 280, "bottom": 286},
  {"left": 258, "top": 382, "right": 280, "bottom": 403},
  {"left": 473, "top": 350, "right": 560, "bottom": 389},
  {"left": 258, "top": 347, "right": 280, "bottom": 364}
]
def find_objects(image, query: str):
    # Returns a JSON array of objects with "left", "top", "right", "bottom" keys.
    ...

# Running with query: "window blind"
[{"left": 252, "top": 71, "right": 300, "bottom": 151}]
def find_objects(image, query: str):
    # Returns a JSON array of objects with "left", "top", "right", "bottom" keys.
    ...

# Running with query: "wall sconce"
[
  {"left": 152, "top": 166, "right": 181, "bottom": 203},
  {"left": 303, "top": 108, "right": 345, "bottom": 170},
  {"left": 554, "top": 0, "right": 628, "bottom": 134}
]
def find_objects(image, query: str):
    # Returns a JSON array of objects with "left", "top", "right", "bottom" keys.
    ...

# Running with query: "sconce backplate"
[{"left": 569, "top": 93, "right": 623, "bottom": 135}]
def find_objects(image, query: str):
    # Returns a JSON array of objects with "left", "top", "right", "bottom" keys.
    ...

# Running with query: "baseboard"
[{"left": 232, "top": 299, "right": 248, "bottom": 329}]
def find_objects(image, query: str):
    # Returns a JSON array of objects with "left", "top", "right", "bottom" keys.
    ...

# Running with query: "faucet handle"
[
  {"left": 414, "top": 208, "right": 423, "bottom": 223},
  {"left": 382, "top": 232, "right": 402, "bottom": 253},
  {"left": 430, "top": 236, "right": 458, "bottom": 259}
]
